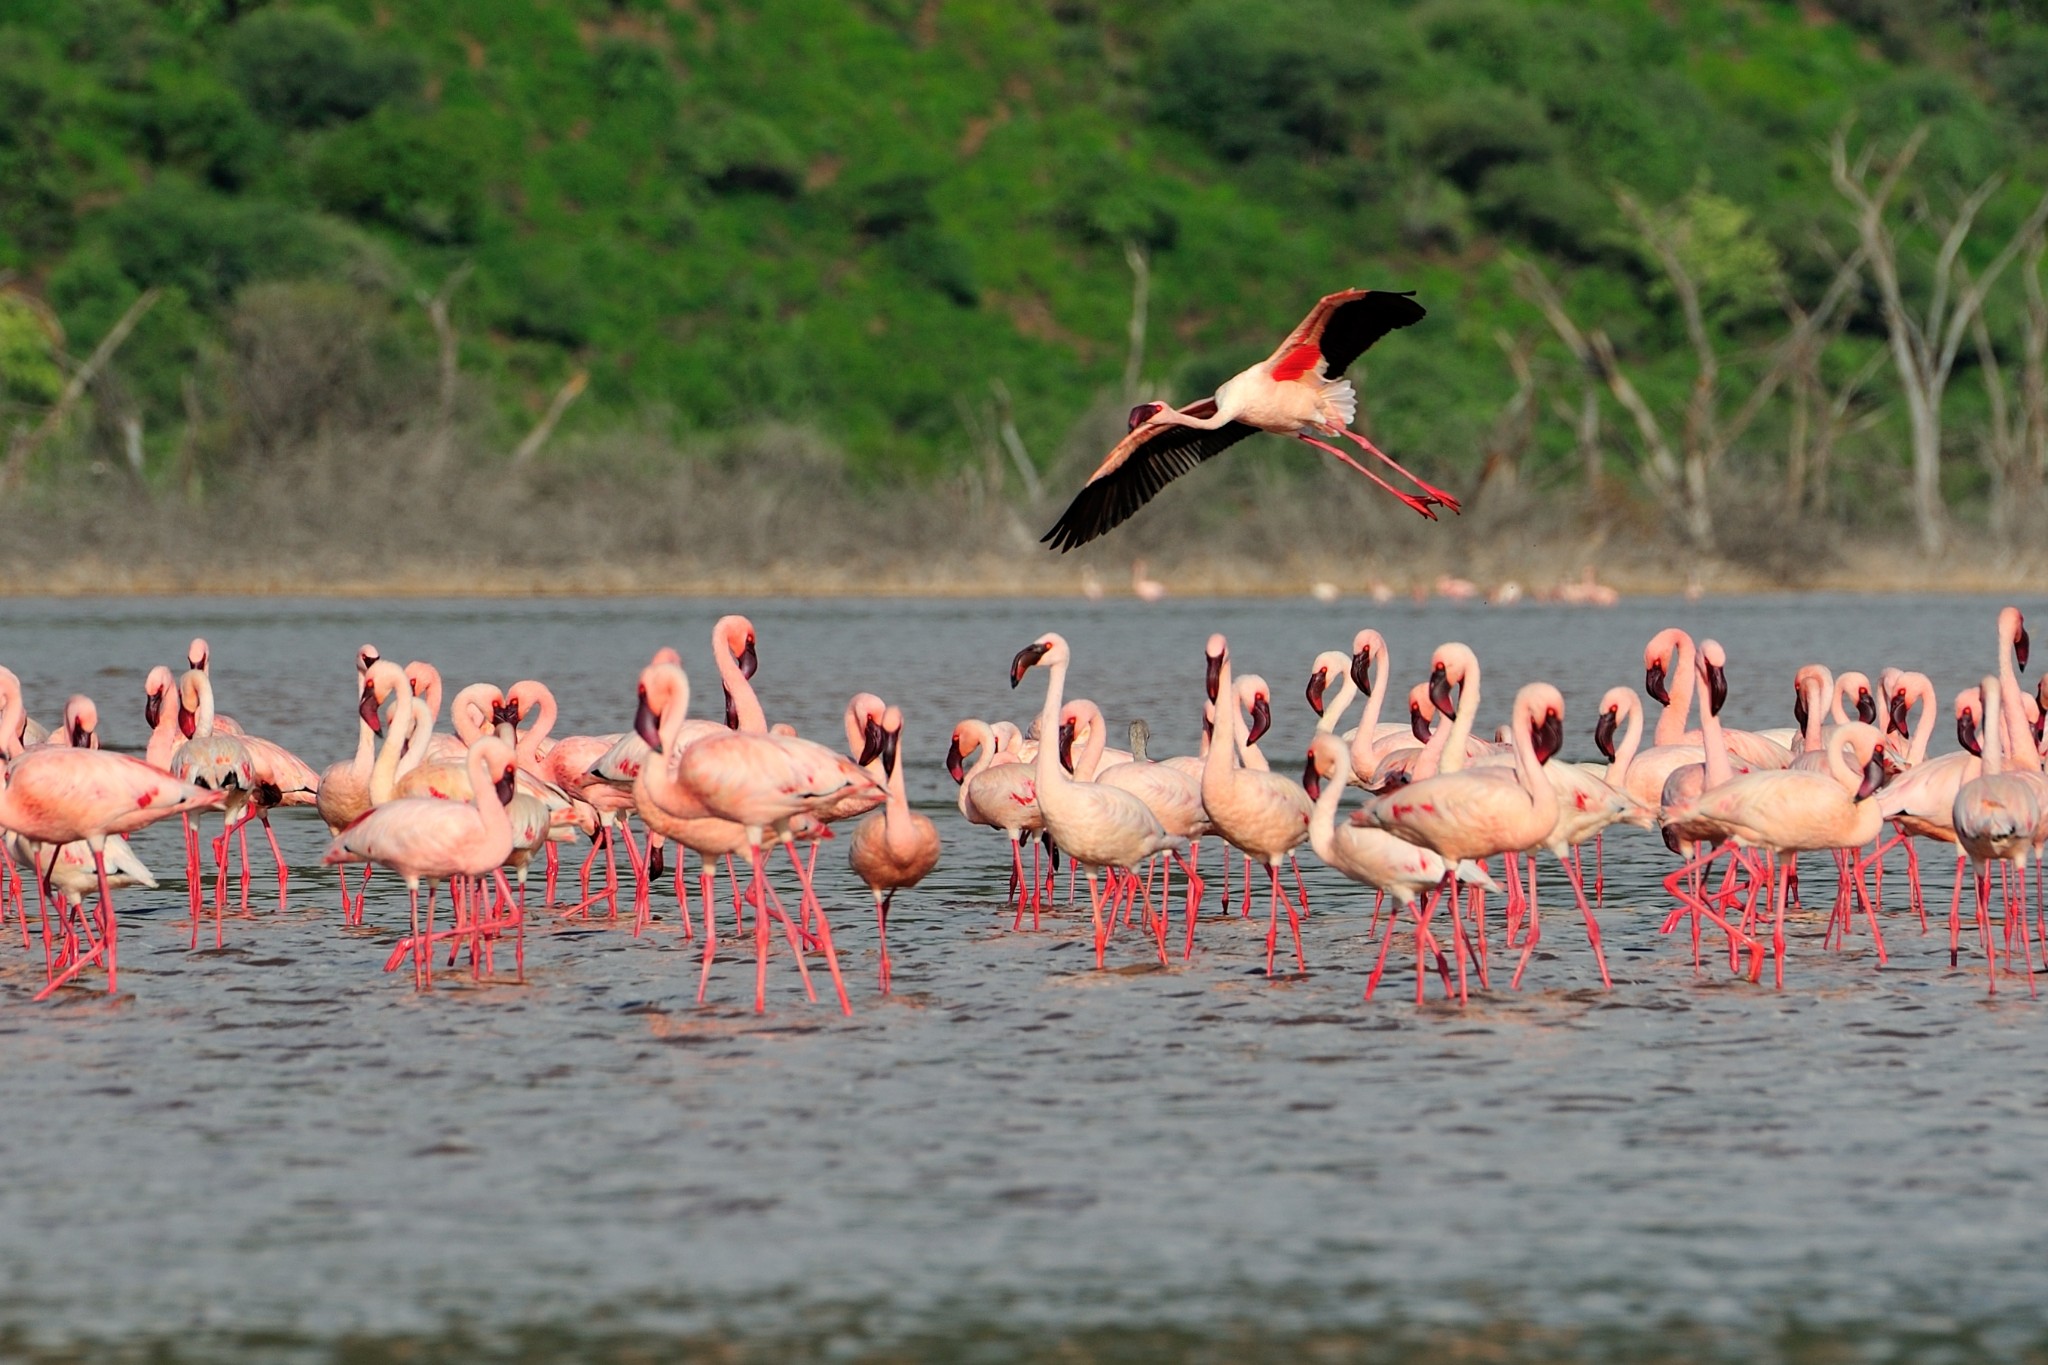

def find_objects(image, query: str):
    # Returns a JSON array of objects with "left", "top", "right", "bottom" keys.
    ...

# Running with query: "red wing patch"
[
  {"left": 136, "top": 790, "right": 155, "bottom": 808},
  {"left": 1270, "top": 342, "right": 1323, "bottom": 383}
]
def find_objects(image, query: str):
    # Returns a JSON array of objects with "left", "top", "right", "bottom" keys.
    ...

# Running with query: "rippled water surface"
[{"left": 2, "top": 593, "right": 2046, "bottom": 1361}]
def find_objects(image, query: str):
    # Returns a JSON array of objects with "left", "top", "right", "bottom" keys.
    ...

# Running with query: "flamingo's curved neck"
[
  {"left": 146, "top": 690, "right": 184, "bottom": 771},
  {"left": 468, "top": 746, "right": 514, "bottom": 844},
  {"left": 0, "top": 672, "right": 23, "bottom": 763},
  {"left": 1306, "top": 750, "right": 1347, "bottom": 865},
  {"left": 1699, "top": 672, "right": 1734, "bottom": 789},
  {"left": 1314, "top": 668, "right": 1358, "bottom": 737},
  {"left": 1607, "top": 697, "right": 1644, "bottom": 785},
  {"left": 398, "top": 699, "right": 433, "bottom": 778},
  {"left": 1509, "top": 700, "right": 1558, "bottom": 827},
  {"left": 516, "top": 684, "right": 557, "bottom": 768},
  {"left": 368, "top": 692, "right": 417, "bottom": 804},
  {"left": 1995, "top": 626, "right": 2039, "bottom": 773},
  {"left": 1654, "top": 634, "right": 1697, "bottom": 745},
  {"left": 1437, "top": 663, "right": 1482, "bottom": 775},
  {"left": 717, "top": 641, "right": 766, "bottom": 733},
  {"left": 450, "top": 686, "right": 496, "bottom": 748},
  {"left": 1904, "top": 677, "right": 1934, "bottom": 766},
  {"left": 1982, "top": 684, "right": 2008, "bottom": 778},
  {"left": 1071, "top": 701, "right": 1109, "bottom": 780},
  {"left": 1032, "top": 653, "right": 1072, "bottom": 799},
  {"left": 189, "top": 672, "right": 218, "bottom": 737},
  {"left": 1232, "top": 680, "right": 1268, "bottom": 772},
  {"left": 1204, "top": 657, "right": 1238, "bottom": 789}
]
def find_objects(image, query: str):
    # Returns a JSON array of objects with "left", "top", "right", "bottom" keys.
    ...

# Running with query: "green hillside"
[{"left": 3, "top": 0, "right": 2047, "bottom": 544}]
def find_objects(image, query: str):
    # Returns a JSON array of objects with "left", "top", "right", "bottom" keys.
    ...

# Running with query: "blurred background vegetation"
[{"left": 3, "top": 0, "right": 2048, "bottom": 588}]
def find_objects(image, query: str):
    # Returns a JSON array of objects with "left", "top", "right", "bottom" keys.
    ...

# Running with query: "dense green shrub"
[
  {"left": 223, "top": 8, "right": 420, "bottom": 130},
  {"left": 1148, "top": 0, "right": 1385, "bottom": 162},
  {"left": 690, "top": 109, "right": 803, "bottom": 197},
  {"left": 88, "top": 180, "right": 336, "bottom": 309},
  {"left": 132, "top": 68, "right": 268, "bottom": 189},
  {"left": 309, "top": 109, "right": 486, "bottom": 243},
  {"left": 1409, "top": 88, "right": 1555, "bottom": 191}
]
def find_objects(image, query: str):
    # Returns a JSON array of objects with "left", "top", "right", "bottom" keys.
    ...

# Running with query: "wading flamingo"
[
  {"left": 848, "top": 706, "right": 941, "bottom": 993},
  {"left": 1951, "top": 678, "right": 2042, "bottom": 995},
  {"left": 1042, "top": 290, "right": 1454, "bottom": 550}
]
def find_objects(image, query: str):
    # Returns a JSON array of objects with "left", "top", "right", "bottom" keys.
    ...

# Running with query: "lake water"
[{"left": 1, "top": 593, "right": 2045, "bottom": 1363}]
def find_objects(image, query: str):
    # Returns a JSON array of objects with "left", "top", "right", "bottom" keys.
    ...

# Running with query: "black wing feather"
[
  {"left": 1318, "top": 291, "right": 1426, "bottom": 377},
  {"left": 1041, "top": 422, "right": 1259, "bottom": 552}
]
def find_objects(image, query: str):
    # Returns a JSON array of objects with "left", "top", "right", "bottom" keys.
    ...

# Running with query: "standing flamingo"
[
  {"left": 1011, "top": 633, "right": 1187, "bottom": 969},
  {"left": 0, "top": 741, "right": 225, "bottom": 997},
  {"left": 1951, "top": 678, "right": 2042, "bottom": 994},
  {"left": 949, "top": 719, "right": 1051, "bottom": 927},
  {"left": 848, "top": 706, "right": 941, "bottom": 993},
  {"left": 324, "top": 738, "right": 520, "bottom": 988},
  {"left": 1042, "top": 289, "right": 1455, "bottom": 549}
]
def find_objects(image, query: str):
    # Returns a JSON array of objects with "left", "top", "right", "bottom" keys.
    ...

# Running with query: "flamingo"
[
  {"left": 1951, "top": 677, "right": 2042, "bottom": 994},
  {"left": 1011, "top": 633, "right": 1186, "bottom": 968},
  {"left": 317, "top": 659, "right": 409, "bottom": 918},
  {"left": 847, "top": 706, "right": 941, "bottom": 993},
  {"left": 0, "top": 666, "right": 49, "bottom": 756},
  {"left": 0, "top": 740, "right": 225, "bottom": 997},
  {"left": 1643, "top": 628, "right": 1790, "bottom": 769},
  {"left": 182, "top": 638, "right": 246, "bottom": 735},
  {"left": 1354, "top": 683, "right": 1569, "bottom": 1004},
  {"left": 178, "top": 666, "right": 319, "bottom": 916},
  {"left": 1199, "top": 635, "right": 1312, "bottom": 975},
  {"left": 324, "top": 737, "right": 520, "bottom": 988},
  {"left": 1042, "top": 289, "right": 1455, "bottom": 550},
  {"left": 1061, "top": 698, "right": 1208, "bottom": 955},
  {"left": 949, "top": 718, "right": 1051, "bottom": 926}
]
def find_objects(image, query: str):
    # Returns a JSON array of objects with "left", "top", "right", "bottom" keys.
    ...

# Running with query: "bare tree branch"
[
  {"left": 510, "top": 369, "right": 588, "bottom": 468},
  {"left": 1, "top": 287, "right": 161, "bottom": 492}
]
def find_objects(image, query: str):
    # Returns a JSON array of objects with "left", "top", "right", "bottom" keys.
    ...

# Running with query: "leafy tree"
[{"left": 223, "top": 7, "right": 419, "bottom": 130}]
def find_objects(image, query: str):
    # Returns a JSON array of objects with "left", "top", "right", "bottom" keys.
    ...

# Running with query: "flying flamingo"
[
  {"left": 324, "top": 737, "right": 520, "bottom": 988},
  {"left": 1011, "top": 633, "right": 1187, "bottom": 968},
  {"left": 1041, "top": 289, "right": 1455, "bottom": 550},
  {"left": 1199, "top": 635, "right": 1313, "bottom": 975},
  {"left": 0, "top": 739, "right": 225, "bottom": 997},
  {"left": 847, "top": 706, "right": 941, "bottom": 993}
]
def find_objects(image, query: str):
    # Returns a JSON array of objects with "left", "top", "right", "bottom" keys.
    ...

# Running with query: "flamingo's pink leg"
[{"left": 1296, "top": 432, "right": 1441, "bottom": 520}]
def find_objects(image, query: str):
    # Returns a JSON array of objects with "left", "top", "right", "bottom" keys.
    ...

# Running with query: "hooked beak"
[
  {"left": 1010, "top": 641, "right": 1051, "bottom": 687},
  {"left": 1247, "top": 694, "right": 1272, "bottom": 746},
  {"left": 2019, "top": 624, "right": 2031, "bottom": 672},
  {"left": 945, "top": 736, "right": 966, "bottom": 783},
  {"left": 723, "top": 689, "right": 740, "bottom": 730},
  {"left": 1958, "top": 709, "right": 1982, "bottom": 757},
  {"left": 738, "top": 636, "right": 759, "bottom": 680},
  {"left": 145, "top": 690, "right": 163, "bottom": 730},
  {"left": 1793, "top": 689, "right": 1809, "bottom": 732},
  {"left": 634, "top": 688, "right": 662, "bottom": 751},
  {"left": 1204, "top": 650, "right": 1224, "bottom": 703},
  {"left": 1305, "top": 668, "right": 1329, "bottom": 716},
  {"left": 1644, "top": 658, "right": 1670, "bottom": 707},
  {"left": 881, "top": 726, "right": 901, "bottom": 779},
  {"left": 1058, "top": 719, "right": 1078, "bottom": 773},
  {"left": 1593, "top": 708, "right": 1618, "bottom": 761},
  {"left": 1855, "top": 754, "right": 1886, "bottom": 801},
  {"left": 179, "top": 706, "right": 196, "bottom": 740},
  {"left": 1854, "top": 688, "right": 1877, "bottom": 726},
  {"left": 360, "top": 680, "right": 383, "bottom": 734},
  {"left": 1127, "top": 401, "right": 1164, "bottom": 431},
  {"left": 494, "top": 767, "right": 518, "bottom": 807},
  {"left": 1428, "top": 663, "right": 1456, "bottom": 721},
  {"left": 1409, "top": 703, "right": 1431, "bottom": 744},
  {"left": 1532, "top": 709, "right": 1563, "bottom": 765},
  {"left": 1705, "top": 662, "right": 1728, "bottom": 718},
  {"left": 1887, "top": 690, "right": 1910, "bottom": 736},
  {"left": 1301, "top": 751, "right": 1322, "bottom": 800},
  {"left": 1349, "top": 645, "right": 1374, "bottom": 696},
  {"left": 858, "top": 717, "right": 885, "bottom": 766},
  {"left": 68, "top": 720, "right": 89, "bottom": 748}
]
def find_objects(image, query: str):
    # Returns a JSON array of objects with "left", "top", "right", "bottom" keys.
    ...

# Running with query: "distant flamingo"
[
  {"left": 848, "top": 706, "right": 941, "bottom": 993},
  {"left": 325, "top": 737, "right": 520, "bottom": 988},
  {"left": 1043, "top": 289, "right": 1454, "bottom": 549},
  {"left": 1131, "top": 560, "right": 1167, "bottom": 601},
  {"left": 1951, "top": 678, "right": 2042, "bottom": 995},
  {"left": 949, "top": 718, "right": 1051, "bottom": 926}
]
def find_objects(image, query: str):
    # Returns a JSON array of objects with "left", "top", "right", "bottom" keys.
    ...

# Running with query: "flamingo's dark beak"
[
  {"left": 739, "top": 636, "right": 759, "bottom": 680},
  {"left": 1593, "top": 708, "right": 1618, "bottom": 761},
  {"left": 1794, "top": 689, "right": 1809, "bottom": 732},
  {"left": 1011, "top": 642, "right": 1051, "bottom": 687},
  {"left": 858, "top": 717, "right": 885, "bottom": 766},
  {"left": 1645, "top": 658, "right": 1670, "bottom": 707},
  {"left": 1247, "top": 694, "right": 1272, "bottom": 746},
  {"left": 1204, "top": 650, "right": 1224, "bottom": 703},
  {"left": 69, "top": 720, "right": 89, "bottom": 748},
  {"left": 648, "top": 841, "right": 665, "bottom": 879},
  {"left": 1958, "top": 708, "right": 1982, "bottom": 757},
  {"left": 881, "top": 726, "right": 901, "bottom": 779},
  {"left": 495, "top": 767, "right": 518, "bottom": 807},
  {"left": 634, "top": 688, "right": 662, "bottom": 751},
  {"left": 1706, "top": 662, "right": 1728, "bottom": 718},
  {"left": 1127, "top": 401, "right": 1165, "bottom": 431},
  {"left": 1058, "top": 719, "right": 1078, "bottom": 773},
  {"left": 1887, "top": 690, "right": 1911, "bottom": 736},
  {"left": 145, "top": 691, "right": 163, "bottom": 730},
  {"left": 179, "top": 706, "right": 196, "bottom": 740},
  {"left": 1410, "top": 702, "right": 1431, "bottom": 744},
  {"left": 1306, "top": 668, "right": 1329, "bottom": 716},
  {"left": 360, "top": 680, "right": 382, "bottom": 734},
  {"left": 723, "top": 689, "right": 740, "bottom": 730},
  {"left": 945, "top": 736, "right": 966, "bottom": 783},
  {"left": 1301, "top": 751, "right": 1322, "bottom": 800},
  {"left": 1532, "top": 709, "right": 1563, "bottom": 765},
  {"left": 1855, "top": 688, "right": 1877, "bottom": 726},
  {"left": 1429, "top": 663, "right": 1456, "bottom": 721},
  {"left": 2018, "top": 624, "right": 2031, "bottom": 672},
  {"left": 1856, "top": 754, "right": 1886, "bottom": 801},
  {"left": 1350, "top": 645, "right": 1374, "bottom": 695}
]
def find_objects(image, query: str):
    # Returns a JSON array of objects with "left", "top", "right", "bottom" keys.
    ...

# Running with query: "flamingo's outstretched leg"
[{"left": 1296, "top": 433, "right": 1440, "bottom": 520}]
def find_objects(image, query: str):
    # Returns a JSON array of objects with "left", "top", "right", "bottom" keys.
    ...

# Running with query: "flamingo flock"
[{"left": 1, "top": 605, "right": 2042, "bottom": 1010}]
